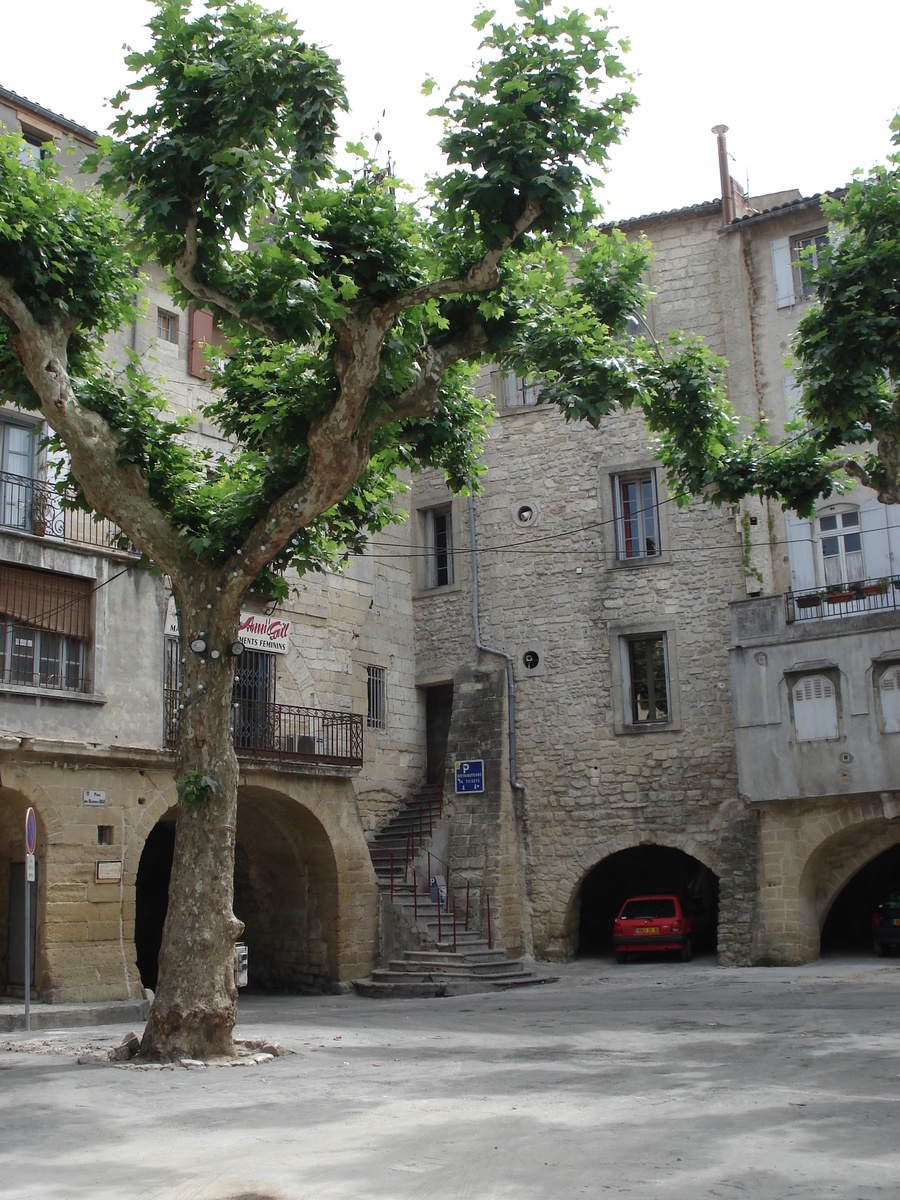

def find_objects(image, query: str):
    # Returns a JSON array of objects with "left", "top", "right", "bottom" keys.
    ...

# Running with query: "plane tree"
[{"left": 0, "top": 0, "right": 731, "bottom": 1059}]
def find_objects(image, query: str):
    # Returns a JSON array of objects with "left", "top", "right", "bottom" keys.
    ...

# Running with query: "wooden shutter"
[
  {"left": 188, "top": 306, "right": 215, "bottom": 379},
  {"left": 771, "top": 237, "right": 795, "bottom": 309},
  {"left": 0, "top": 565, "right": 91, "bottom": 639},
  {"left": 880, "top": 667, "right": 900, "bottom": 734}
]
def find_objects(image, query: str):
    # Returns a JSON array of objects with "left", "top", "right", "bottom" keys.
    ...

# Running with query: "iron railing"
[
  {"left": 0, "top": 470, "right": 135, "bottom": 554},
  {"left": 786, "top": 576, "right": 900, "bottom": 623},
  {"left": 164, "top": 689, "right": 363, "bottom": 766}
]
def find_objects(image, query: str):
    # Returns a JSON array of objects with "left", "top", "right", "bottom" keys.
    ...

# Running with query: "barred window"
[
  {"left": 367, "top": 665, "right": 386, "bottom": 730},
  {"left": 0, "top": 564, "right": 92, "bottom": 692}
]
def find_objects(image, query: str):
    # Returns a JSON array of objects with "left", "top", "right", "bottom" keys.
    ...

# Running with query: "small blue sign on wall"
[{"left": 455, "top": 759, "right": 485, "bottom": 793}]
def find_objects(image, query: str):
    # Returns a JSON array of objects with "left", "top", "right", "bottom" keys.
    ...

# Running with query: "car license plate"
[{"left": 635, "top": 925, "right": 659, "bottom": 935}]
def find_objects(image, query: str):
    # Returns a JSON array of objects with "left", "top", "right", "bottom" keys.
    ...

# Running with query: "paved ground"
[{"left": 2, "top": 955, "right": 899, "bottom": 1199}]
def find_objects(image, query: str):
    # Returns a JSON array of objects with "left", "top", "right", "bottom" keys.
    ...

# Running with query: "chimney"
[{"left": 711, "top": 124, "right": 734, "bottom": 224}]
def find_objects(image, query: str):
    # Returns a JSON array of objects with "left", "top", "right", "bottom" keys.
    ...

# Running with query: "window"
[
  {"left": 625, "top": 635, "right": 669, "bottom": 725},
  {"left": 17, "top": 134, "right": 45, "bottom": 168},
  {"left": 792, "top": 231, "right": 829, "bottom": 301},
  {"left": 878, "top": 665, "right": 900, "bottom": 735},
  {"left": 367, "top": 665, "right": 386, "bottom": 730},
  {"left": 791, "top": 674, "right": 839, "bottom": 742},
  {"left": 0, "top": 419, "right": 37, "bottom": 531},
  {"left": 819, "top": 509, "right": 864, "bottom": 586},
  {"left": 0, "top": 565, "right": 91, "bottom": 692},
  {"left": 156, "top": 308, "right": 179, "bottom": 344},
  {"left": 613, "top": 471, "right": 660, "bottom": 560},
  {"left": 771, "top": 231, "right": 828, "bottom": 308},
  {"left": 493, "top": 371, "right": 540, "bottom": 408},
  {"left": 231, "top": 649, "right": 276, "bottom": 749},
  {"left": 424, "top": 506, "right": 454, "bottom": 588}
]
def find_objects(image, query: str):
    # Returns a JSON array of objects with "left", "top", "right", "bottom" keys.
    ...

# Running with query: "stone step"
[{"left": 353, "top": 979, "right": 447, "bottom": 1000}]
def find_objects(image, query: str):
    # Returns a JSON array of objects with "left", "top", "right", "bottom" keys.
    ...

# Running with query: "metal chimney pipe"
[{"left": 712, "top": 124, "right": 734, "bottom": 225}]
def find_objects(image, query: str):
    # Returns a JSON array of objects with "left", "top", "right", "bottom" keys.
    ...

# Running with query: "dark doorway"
[
  {"left": 821, "top": 840, "right": 900, "bottom": 955},
  {"left": 232, "top": 649, "right": 277, "bottom": 750},
  {"left": 134, "top": 819, "right": 175, "bottom": 990},
  {"left": 578, "top": 845, "right": 719, "bottom": 956},
  {"left": 7, "top": 863, "right": 36, "bottom": 989},
  {"left": 425, "top": 683, "right": 453, "bottom": 786}
]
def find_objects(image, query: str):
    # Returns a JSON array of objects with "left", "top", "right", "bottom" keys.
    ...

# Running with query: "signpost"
[
  {"left": 455, "top": 760, "right": 485, "bottom": 794},
  {"left": 24, "top": 807, "right": 35, "bottom": 1031}
]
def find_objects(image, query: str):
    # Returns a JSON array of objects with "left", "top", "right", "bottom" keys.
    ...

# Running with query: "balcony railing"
[
  {"left": 164, "top": 690, "right": 364, "bottom": 767},
  {"left": 0, "top": 470, "right": 135, "bottom": 554},
  {"left": 786, "top": 576, "right": 900, "bottom": 624}
]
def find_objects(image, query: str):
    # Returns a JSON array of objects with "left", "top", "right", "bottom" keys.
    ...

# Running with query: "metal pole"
[
  {"left": 389, "top": 850, "right": 394, "bottom": 904},
  {"left": 466, "top": 880, "right": 470, "bottom": 931},
  {"left": 445, "top": 866, "right": 451, "bottom": 913},
  {"left": 24, "top": 865, "right": 30, "bottom": 1032},
  {"left": 453, "top": 906, "right": 457, "bottom": 953},
  {"left": 486, "top": 893, "right": 492, "bottom": 950}
]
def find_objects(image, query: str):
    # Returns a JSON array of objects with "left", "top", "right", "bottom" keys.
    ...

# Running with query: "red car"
[{"left": 613, "top": 895, "right": 694, "bottom": 963}]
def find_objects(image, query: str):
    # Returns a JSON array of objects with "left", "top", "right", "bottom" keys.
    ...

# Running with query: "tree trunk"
[{"left": 140, "top": 591, "right": 244, "bottom": 1060}]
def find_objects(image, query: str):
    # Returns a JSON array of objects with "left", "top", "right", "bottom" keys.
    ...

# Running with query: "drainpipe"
[
  {"left": 712, "top": 124, "right": 734, "bottom": 226},
  {"left": 468, "top": 490, "right": 521, "bottom": 791}
]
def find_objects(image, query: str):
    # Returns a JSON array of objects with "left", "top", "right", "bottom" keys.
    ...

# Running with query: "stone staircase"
[{"left": 355, "top": 786, "right": 553, "bottom": 998}]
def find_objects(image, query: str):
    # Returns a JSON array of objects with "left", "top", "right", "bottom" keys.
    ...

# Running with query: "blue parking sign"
[{"left": 455, "top": 760, "right": 485, "bottom": 793}]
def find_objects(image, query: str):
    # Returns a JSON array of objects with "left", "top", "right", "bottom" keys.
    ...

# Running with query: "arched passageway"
[
  {"left": 821, "top": 841, "right": 900, "bottom": 956},
  {"left": 134, "top": 790, "right": 340, "bottom": 993},
  {"left": 577, "top": 845, "right": 719, "bottom": 957},
  {"left": 0, "top": 790, "right": 46, "bottom": 995}
]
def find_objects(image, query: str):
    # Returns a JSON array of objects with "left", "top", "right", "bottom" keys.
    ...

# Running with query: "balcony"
[
  {"left": 0, "top": 470, "right": 135, "bottom": 554},
  {"left": 164, "top": 691, "right": 364, "bottom": 767},
  {"left": 786, "top": 576, "right": 900, "bottom": 624}
]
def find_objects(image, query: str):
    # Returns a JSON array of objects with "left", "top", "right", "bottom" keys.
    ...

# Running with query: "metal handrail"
[
  {"left": 786, "top": 575, "right": 900, "bottom": 623},
  {"left": 0, "top": 469, "right": 136, "bottom": 554},
  {"left": 164, "top": 689, "right": 363, "bottom": 766}
]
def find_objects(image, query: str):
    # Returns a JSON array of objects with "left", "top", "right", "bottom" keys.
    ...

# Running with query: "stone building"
[
  {"left": 416, "top": 132, "right": 900, "bottom": 967},
  {"left": 0, "top": 88, "right": 427, "bottom": 1004},
  {"left": 3, "top": 87, "right": 899, "bottom": 1009}
]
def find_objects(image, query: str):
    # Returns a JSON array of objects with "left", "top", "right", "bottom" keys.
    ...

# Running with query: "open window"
[{"left": 613, "top": 470, "right": 660, "bottom": 561}]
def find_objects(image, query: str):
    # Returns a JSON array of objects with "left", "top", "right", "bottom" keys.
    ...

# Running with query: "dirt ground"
[{"left": 2, "top": 956, "right": 898, "bottom": 1199}]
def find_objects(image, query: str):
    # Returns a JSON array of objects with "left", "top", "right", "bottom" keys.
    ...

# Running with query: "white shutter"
[
  {"left": 880, "top": 667, "right": 900, "bottom": 734},
  {"left": 783, "top": 374, "right": 803, "bottom": 425},
  {"left": 771, "top": 237, "right": 795, "bottom": 309},
  {"left": 792, "top": 675, "right": 838, "bottom": 741}
]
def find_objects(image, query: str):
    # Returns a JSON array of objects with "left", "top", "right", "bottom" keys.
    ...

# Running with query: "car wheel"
[
  {"left": 874, "top": 940, "right": 886, "bottom": 958},
  {"left": 680, "top": 938, "right": 693, "bottom": 963},
  {"left": 615, "top": 950, "right": 627, "bottom": 964}
]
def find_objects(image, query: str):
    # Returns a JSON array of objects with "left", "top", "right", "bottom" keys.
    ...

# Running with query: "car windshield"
[{"left": 620, "top": 898, "right": 677, "bottom": 920}]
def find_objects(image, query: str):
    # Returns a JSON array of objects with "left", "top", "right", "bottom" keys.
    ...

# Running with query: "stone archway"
[
  {"left": 133, "top": 779, "right": 371, "bottom": 994},
  {"left": 757, "top": 794, "right": 900, "bottom": 963},
  {"left": 0, "top": 788, "right": 48, "bottom": 996},
  {"left": 548, "top": 832, "right": 719, "bottom": 961}
]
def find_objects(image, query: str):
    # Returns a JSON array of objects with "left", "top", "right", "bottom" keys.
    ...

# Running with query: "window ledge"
[
  {"left": 413, "top": 581, "right": 463, "bottom": 599},
  {"left": 614, "top": 720, "right": 682, "bottom": 736},
  {"left": 610, "top": 553, "right": 670, "bottom": 569},
  {"left": 0, "top": 682, "right": 107, "bottom": 705}
]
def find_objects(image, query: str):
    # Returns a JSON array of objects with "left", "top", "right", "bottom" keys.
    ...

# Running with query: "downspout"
[{"left": 468, "top": 490, "right": 521, "bottom": 792}]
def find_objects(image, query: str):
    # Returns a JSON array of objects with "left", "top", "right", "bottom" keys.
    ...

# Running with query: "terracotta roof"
[{"left": 0, "top": 86, "right": 97, "bottom": 144}]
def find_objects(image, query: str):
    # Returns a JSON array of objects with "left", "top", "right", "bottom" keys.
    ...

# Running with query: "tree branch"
[
  {"left": 382, "top": 200, "right": 543, "bottom": 320},
  {"left": 171, "top": 212, "right": 284, "bottom": 341},
  {"left": 368, "top": 325, "right": 490, "bottom": 429}
]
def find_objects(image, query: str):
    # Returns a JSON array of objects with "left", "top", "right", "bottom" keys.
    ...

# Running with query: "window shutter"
[
  {"left": 880, "top": 667, "right": 900, "bottom": 734},
  {"left": 189, "top": 306, "right": 216, "bottom": 379},
  {"left": 792, "top": 674, "right": 838, "bottom": 741},
  {"left": 771, "top": 237, "right": 795, "bottom": 309},
  {"left": 0, "top": 565, "right": 91, "bottom": 639}
]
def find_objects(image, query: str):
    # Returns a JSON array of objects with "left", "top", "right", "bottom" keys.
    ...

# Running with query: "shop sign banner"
[{"left": 165, "top": 599, "right": 290, "bottom": 655}]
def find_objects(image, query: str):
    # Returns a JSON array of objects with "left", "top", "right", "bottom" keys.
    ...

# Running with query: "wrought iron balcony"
[
  {"left": 786, "top": 576, "right": 900, "bottom": 623},
  {"left": 164, "top": 690, "right": 364, "bottom": 767},
  {"left": 0, "top": 470, "right": 135, "bottom": 554}
]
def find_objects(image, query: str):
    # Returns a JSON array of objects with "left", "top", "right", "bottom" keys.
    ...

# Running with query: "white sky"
[{"left": 1, "top": 0, "right": 898, "bottom": 222}]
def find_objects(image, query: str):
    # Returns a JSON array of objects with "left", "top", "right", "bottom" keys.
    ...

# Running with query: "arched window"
[
  {"left": 818, "top": 508, "right": 864, "bottom": 586},
  {"left": 792, "top": 674, "right": 839, "bottom": 742}
]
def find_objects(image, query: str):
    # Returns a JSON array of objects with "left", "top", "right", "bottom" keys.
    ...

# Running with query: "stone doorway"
[
  {"left": 425, "top": 682, "right": 453, "bottom": 787},
  {"left": 577, "top": 844, "right": 719, "bottom": 957},
  {"left": 134, "top": 790, "right": 340, "bottom": 993},
  {"left": 821, "top": 839, "right": 900, "bottom": 956}
]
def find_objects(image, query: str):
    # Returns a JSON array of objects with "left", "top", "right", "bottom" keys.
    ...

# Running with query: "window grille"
[{"left": 367, "top": 665, "right": 386, "bottom": 730}]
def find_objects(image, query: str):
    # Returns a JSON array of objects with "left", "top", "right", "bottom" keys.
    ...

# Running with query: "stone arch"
[
  {"left": 757, "top": 794, "right": 900, "bottom": 963},
  {"left": 552, "top": 831, "right": 719, "bottom": 961},
  {"left": 133, "top": 770, "right": 378, "bottom": 992},
  {"left": 799, "top": 816, "right": 900, "bottom": 942},
  {"left": 0, "top": 786, "right": 49, "bottom": 997}
]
